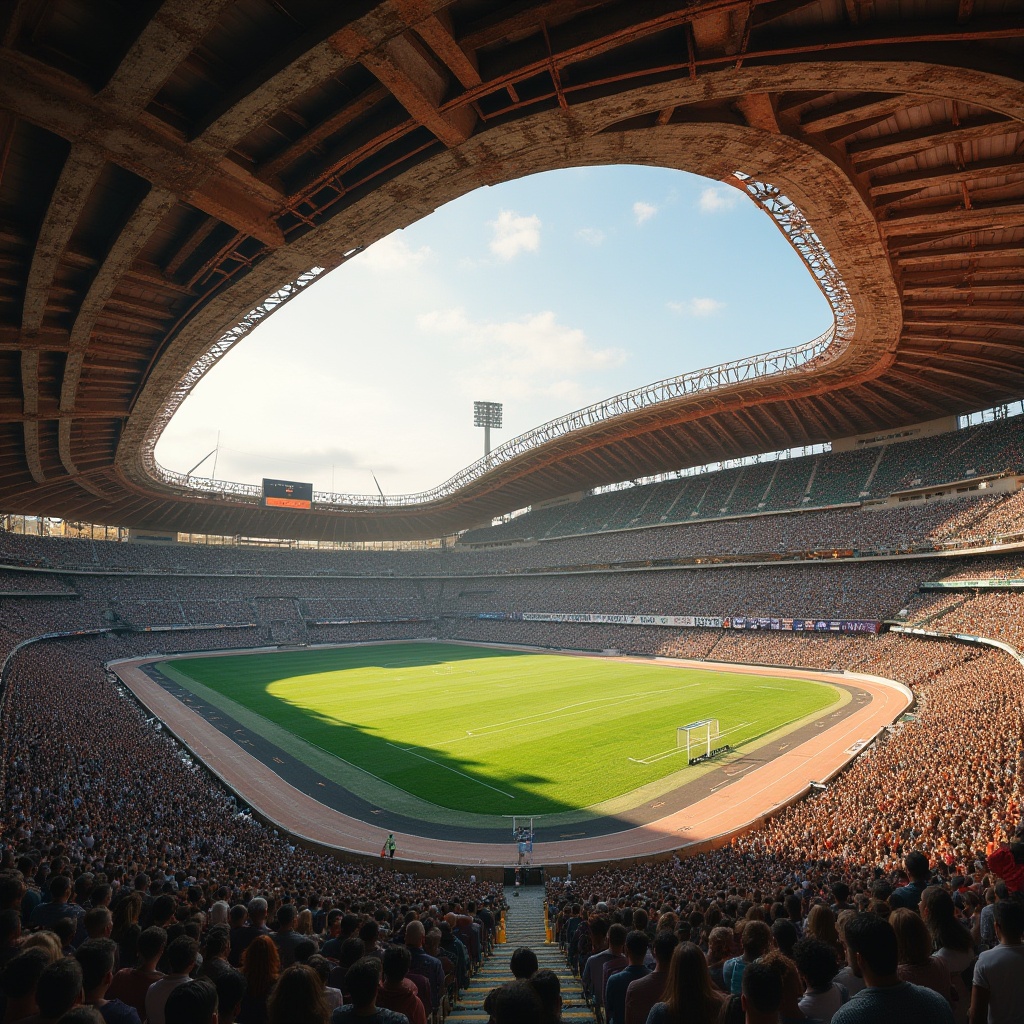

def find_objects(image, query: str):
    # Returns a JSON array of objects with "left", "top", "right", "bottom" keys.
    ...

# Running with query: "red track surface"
[{"left": 111, "top": 651, "right": 910, "bottom": 867}]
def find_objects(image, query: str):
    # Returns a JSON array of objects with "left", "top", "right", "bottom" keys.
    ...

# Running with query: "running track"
[{"left": 111, "top": 646, "right": 911, "bottom": 867}]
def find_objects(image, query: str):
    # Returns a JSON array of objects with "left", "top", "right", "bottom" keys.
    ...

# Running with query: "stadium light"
[{"left": 473, "top": 401, "right": 503, "bottom": 458}]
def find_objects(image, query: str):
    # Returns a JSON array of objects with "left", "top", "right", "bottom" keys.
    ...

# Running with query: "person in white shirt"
[
  {"left": 970, "top": 900, "right": 1024, "bottom": 1024},
  {"left": 794, "top": 936, "right": 849, "bottom": 1023}
]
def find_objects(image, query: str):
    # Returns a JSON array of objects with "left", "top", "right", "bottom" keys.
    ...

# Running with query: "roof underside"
[{"left": 0, "top": 0, "right": 1021, "bottom": 541}]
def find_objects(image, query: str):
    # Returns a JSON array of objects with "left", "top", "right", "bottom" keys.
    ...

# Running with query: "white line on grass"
[
  {"left": 440, "top": 689, "right": 672, "bottom": 746},
  {"left": 384, "top": 742, "right": 515, "bottom": 799}
]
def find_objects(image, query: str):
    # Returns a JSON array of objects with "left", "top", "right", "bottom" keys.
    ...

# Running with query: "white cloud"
[
  {"left": 576, "top": 227, "right": 606, "bottom": 246},
  {"left": 698, "top": 186, "right": 739, "bottom": 213},
  {"left": 632, "top": 201, "right": 657, "bottom": 225},
  {"left": 359, "top": 233, "right": 432, "bottom": 271},
  {"left": 417, "top": 308, "right": 625, "bottom": 402},
  {"left": 488, "top": 210, "right": 541, "bottom": 260},
  {"left": 667, "top": 297, "right": 725, "bottom": 317}
]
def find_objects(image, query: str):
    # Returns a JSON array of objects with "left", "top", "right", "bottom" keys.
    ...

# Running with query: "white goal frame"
[{"left": 677, "top": 719, "right": 720, "bottom": 762}]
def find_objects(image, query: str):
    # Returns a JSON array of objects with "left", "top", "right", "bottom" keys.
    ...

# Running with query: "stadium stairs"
[{"left": 452, "top": 885, "right": 588, "bottom": 1022}]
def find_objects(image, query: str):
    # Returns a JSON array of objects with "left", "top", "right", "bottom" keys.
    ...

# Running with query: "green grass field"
[{"left": 157, "top": 642, "right": 839, "bottom": 815}]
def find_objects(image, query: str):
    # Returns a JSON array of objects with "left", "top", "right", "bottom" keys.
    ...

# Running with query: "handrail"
[{"left": 146, "top": 177, "right": 854, "bottom": 512}]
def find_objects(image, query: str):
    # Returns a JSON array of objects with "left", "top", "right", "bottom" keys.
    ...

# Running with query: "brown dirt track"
[{"left": 110, "top": 646, "right": 910, "bottom": 868}]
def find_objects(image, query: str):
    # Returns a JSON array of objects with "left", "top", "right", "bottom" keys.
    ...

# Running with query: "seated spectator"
[
  {"left": 741, "top": 960, "right": 783, "bottom": 1024},
  {"left": 970, "top": 899, "right": 1024, "bottom": 1024},
  {"left": 921, "top": 886, "right": 974, "bottom": 1024},
  {"left": 704, "top": 926, "right": 731, "bottom": 993},
  {"left": 832, "top": 913, "right": 954, "bottom": 1024},
  {"left": 31, "top": 957, "right": 86, "bottom": 1024},
  {"left": 646, "top": 941, "right": 725, "bottom": 1024},
  {"left": 891, "top": 908, "right": 953, "bottom": 1001},
  {"left": 488, "top": 979, "right": 543, "bottom": 1024},
  {"left": 306, "top": 955, "right": 343, "bottom": 1013},
  {"left": 271, "top": 905, "right": 305, "bottom": 969},
  {"left": 794, "top": 937, "right": 848, "bottom": 1023},
  {"left": 0, "top": 947, "right": 52, "bottom": 1022},
  {"left": 145, "top": 936, "right": 198, "bottom": 1024},
  {"left": 199, "top": 926, "right": 237, "bottom": 983},
  {"left": 604, "top": 930, "right": 650, "bottom": 1024},
  {"left": 890, "top": 852, "right": 933, "bottom": 911},
  {"left": 404, "top": 921, "right": 443, "bottom": 1016},
  {"left": 529, "top": 968, "right": 562, "bottom": 1024},
  {"left": 625, "top": 929, "right": 675, "bottom": 1024},
  {"left": 215, "top": 969, "right": 248, "bottom": 1024},
  {"left": 239, "top": 934, "right": 279, "bottom": 1024},
  {"left": 376, "top": 945, "right": 425, "bottom": 1024},
  {"left": 75, "top": 938, "right": 141, "bottom": 1024},
  {"left": 266, "top": 963, "right": 329, "bottom": 1024},
  {"left": 106, "top": 926, "right": 165, "bottom": 1018},
  {"left": 163, "top": 978, "right": 218, "bottom": 1024},
  {"left": 723, "top": 921, "right": 772, "bottom": 996},
  {"left": 331, "top": 956, "right": 407, "bottom": 1022}
]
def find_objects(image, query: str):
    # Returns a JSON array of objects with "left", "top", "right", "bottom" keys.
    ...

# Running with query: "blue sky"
[{"left": 156, "top": 165, "right": 833, "bottom": 498}]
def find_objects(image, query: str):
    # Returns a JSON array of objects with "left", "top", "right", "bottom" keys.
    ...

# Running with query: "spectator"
[
  {"left": 331, "top": 956, "right": 407, "bottom": 1022},
  {"left": 741, "top": 960, "right": 783, "bottom": 1024},
  {"left": 529, "top": 968, "right": 562, "bottom": 1024},
  {"left": 0, "top": 947, "right": 52, "bottom": 1022},
  {"left": 892, "top": 908, "right": 953, "bottom": 1001},
  {"left": 239, "top": 934, "right": 279, "bottom": 1024},
  {"left": 969, "top": 900, "right": 1024, "bottom": 1024},
  {"left": 604, "top": 930, "right": 649, "bottom": 1024},
  {"left": 35, "top": 958, "right": 86, "bottom": 1024},
  {"left": 75, "top": 938, "right": 141, "bottom": 1024},
  {"left": 266, "top": 963, "right": 329, "bottom": 1024},
  {"left": 488, "top": 978, "right": 543, "bottom": 1024},
  {"left": 921, "top": 886, "right": 975, "bottom": 1024},
  {"left": 646, "top": 941, "right": 725, "bottom": 1024},
  {"left": 376, "top": 945, "right": 425, "bottom": 1024},
  {"left": 723, "top": 921, "right": 771, "bottom": 996},
  {"left": 215, "top": 969, "right": 248, "bottom": 1024},
  {"left": 832, "top": 913, "right": 954, "bottom": 1024},
  {"left": 145, "top": 937, "right": 198, "bottom": 1024},
  {"left": 107, "top": 926, "right": 166, "bottom": 1018},
  {"left": 890, "top": 852, "right": 933, "bottom": 911},
  {"left": 625, "top": 929, "right": 675, "bottom": 1024},
  {"left": 163, "top": 978, "right": 218, "bottom": 1024},
  {"left": 793, "top": 937, "right": 848, "bottom": 1023}
]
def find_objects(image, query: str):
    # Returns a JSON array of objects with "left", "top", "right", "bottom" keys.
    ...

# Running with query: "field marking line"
[
  {"left": 384, "top": 742, "right": 516, "bottom": 799},
  {"left": 439, "top": 689, "right": 673, "bottom": 745}
]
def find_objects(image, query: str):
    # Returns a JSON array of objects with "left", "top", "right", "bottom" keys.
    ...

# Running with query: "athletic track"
[{"left": 110, "top": 645, "right": 911, "bottom": 868}]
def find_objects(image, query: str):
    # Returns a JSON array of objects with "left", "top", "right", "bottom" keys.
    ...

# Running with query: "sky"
[{"left": 156, "top": 165, "right": 833, "bottom": 499}]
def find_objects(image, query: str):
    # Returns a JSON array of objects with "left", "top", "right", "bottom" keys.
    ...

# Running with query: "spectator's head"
[
  {"left": 37, "top": 957, "right": 84, "bottom": 1020},
  {"left": 138, "top": 926, "right": 167, "bottom": 966},
  {"left": 276, "top": 904, "right": 297, "bottom": 930},
  {"left": 741, "top": 960, "right": 782, "bottom": 1024},
  {"left": 491, "top": 979, "right": 544, "bottom": 1024},
  {"left": 0, "top": 947, "right": 51, "bottom": 1017},
  {"left": 607, "top": 922, "right": 627, "bottom": 953},
  {"left": 905, "top": 851, "right": 930, "bottom": 882},
  {"left": 663, "top": 942, "right": 716, "bottom": 1016},
  {"left": 74, "top": 938, "right": 117, "bottom": 998},
  {"left": 842, "top": 913, "right": 899, "bottom": 982},
  {"left": 248, "top": 898, "right": 268, "bottom": 924},
  {"left": 344, "top": 957, "right": 382, "bottom": 1011},
  {"left": 653, "top": 928, "right": 680, "bottom": 968},
  {"left": 266, "top": 963, "right": 328, "bottom": 1024},
  {"left": 741, "top": 920, "right": 773, "bottom": 959},
  {"left": 205, "top": 924, "right": 231, "bottom": 961},
  {"left": 890, "top": 908, "right": 932, "bottom": 967},
  {"left": 166, "top": 935, "right": 199, "bottom": 976},
  {"left": 405, "top": 920, "right": 425, "bottom": 949},
  {"left": 706, "top": 926, "right": 731, "bottom": 962},
  {"left": 793, "top": 937, "right": 838, "bottom": 993},
  {"left": 214, "top": 968, "right": 247, "bottom": 1024},
  {"left": 530, "top": 969, "right": 561, "bottom": 1024},
  {"left": 805, "top": 904, "right": 839, "bottom": 949},
  {"left": 509, "top": 946, "right": 539, "bottom": 979},
  {"left": 771, "top": 918, "right": 798, "bottom": 958},
  {"left": 55, "top": 1009, "right": 103, "bottom": 1024},
  {"left": 20, "top": 930, "right": 63, "bottom": 961},
  {"left": 164, "top": 977, "right": 218, "bottom": 1024},
  {"left": 241, "top": 934, "right": 280, "bottom": 997},
  {"left": 381, "top": 944, "right": 412, "bottom": 984},
  {"left": 994, "top": 899, "right": 1024, "bottom": 945},
  {"left": 624, "top": 929, "right": 649, "bottom": 965}
]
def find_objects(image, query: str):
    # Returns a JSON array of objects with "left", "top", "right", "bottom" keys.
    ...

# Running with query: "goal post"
[{"left": 677, "top": 719, "right": 719, "bottom": 762}]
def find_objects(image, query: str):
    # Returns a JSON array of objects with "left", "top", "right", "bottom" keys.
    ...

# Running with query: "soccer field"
[{"left": 156, "top": 642, "right": 840, "bottom": 815}]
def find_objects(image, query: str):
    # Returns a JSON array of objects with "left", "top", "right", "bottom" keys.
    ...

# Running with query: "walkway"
[{"left": 452, "top": 885, "right": 588, "bottom": 1022}]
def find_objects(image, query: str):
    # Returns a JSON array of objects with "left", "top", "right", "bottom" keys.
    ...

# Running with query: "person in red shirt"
[
  {"left": 106, "top": 926, "right": 166, "bottom": 1019},
  {"left": 376, "top": 944, "right": 427, "bottom": 1024}
]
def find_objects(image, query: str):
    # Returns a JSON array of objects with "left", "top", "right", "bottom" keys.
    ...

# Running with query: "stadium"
[{"left": 0, "top": 2, "right": 1022, "bottom": 1023}]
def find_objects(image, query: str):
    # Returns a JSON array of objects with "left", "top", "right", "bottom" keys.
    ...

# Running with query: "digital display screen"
[{"left": 262, "top": 478, "right": 313, "bottom": 510}]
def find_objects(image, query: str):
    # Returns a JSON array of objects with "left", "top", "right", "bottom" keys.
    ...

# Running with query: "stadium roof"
[{"left": 0, "top": 0, "right": 1021, "bottom": 542}]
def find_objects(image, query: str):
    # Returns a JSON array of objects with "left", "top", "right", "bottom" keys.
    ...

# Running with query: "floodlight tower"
[{"left": 474, "top": 401, "right": 503, "bottom": 459}]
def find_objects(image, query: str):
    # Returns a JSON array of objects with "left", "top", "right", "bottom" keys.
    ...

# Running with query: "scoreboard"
[{"left": 262, "top": 478, "right": 313, "bottom": 510}]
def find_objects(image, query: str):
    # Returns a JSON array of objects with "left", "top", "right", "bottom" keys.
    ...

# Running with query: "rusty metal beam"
[
  {"left": 0, "top": 52, "right": 286, "bottom": 246},
  {"left": 21, "top": 144, "right": 105, "bottom": 334}
]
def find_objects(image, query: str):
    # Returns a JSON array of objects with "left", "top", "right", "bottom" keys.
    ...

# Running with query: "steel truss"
[{"left": 147, "top": 183, "right": 855, "bottom": 512}]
